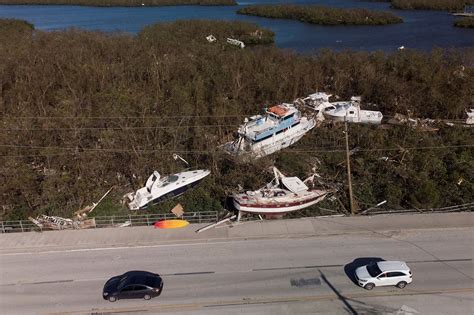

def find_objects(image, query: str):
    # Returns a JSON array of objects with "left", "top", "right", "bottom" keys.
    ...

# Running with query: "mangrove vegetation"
[
  {"left": 0, "top": 19, "right": 473, "bottom": 220},
  {"left": 237, "top": 5, "right": 403, "bottom": 25},
  {"left": 391, "top": 0, "right": 469, "bottom": 11},
  {"left": 0, "top": 0, "right": 236, "bottom": 6},
  {"left": 454, "top": 17, "right": 474, "bottom": 27}
]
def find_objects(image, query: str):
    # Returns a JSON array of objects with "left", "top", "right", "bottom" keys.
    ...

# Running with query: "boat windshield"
[
  {"left": 367, "top": 262, "right": 382, "bottom": 277},
  {"left": 160, "top": 175, "right": 179, "bottom": 187}
]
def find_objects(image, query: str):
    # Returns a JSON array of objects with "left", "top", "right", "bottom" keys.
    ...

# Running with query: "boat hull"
[
  {"left": 224, "top": 118, "right": 315, "bottom": 158},
  {"left": 126, "top": 170, "right": 210, "bottom": 210},
  {"left": 233, "top": 190, "right": 327, "bottom": 214}
]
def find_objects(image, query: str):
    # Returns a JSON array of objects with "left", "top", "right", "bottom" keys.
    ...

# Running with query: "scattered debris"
[
  {"left": 250, "top": 29, "right": 263, "bottom": 39},
  {"left": 116, "top": 221, "right": 131, "bottom": 228},
  {"left": 28, "top": 188, "right": 113, "bottom": 231},
  {"left": 466, "top": 108, "right": 474, "bottom": 125},
  {"left": 171, "top": 203, "right": 184, "bottom": 218},
  {"left": 206, "top": 34, "right": 217, "bottom": 43},
  {"left": 195, "top": 214, "right": 236, "bottom": 233},
  {"left": 74, "top": 187, "right": 113, "bottom": 219},
  {"left": 296, "top": 92, "right": 333, "bottom": 121},
  {"left": 387, "top": 113, "right": 439, "bottom": 132},
  {"left": 227, "top": 38, "right": 245, "bottom": 49}
]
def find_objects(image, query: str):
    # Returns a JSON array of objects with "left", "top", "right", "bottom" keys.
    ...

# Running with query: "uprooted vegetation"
[{"left": 0, "top": 19, "right": 473, "bottom": 220}]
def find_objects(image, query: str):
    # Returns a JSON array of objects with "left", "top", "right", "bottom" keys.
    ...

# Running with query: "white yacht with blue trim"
[{"left": 223, "top": 103, "right": 315, "bottom": 158}]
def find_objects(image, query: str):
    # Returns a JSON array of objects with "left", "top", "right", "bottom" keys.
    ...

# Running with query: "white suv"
[{"left": 355, "top": 261, "right": 412, "bottom": 290}]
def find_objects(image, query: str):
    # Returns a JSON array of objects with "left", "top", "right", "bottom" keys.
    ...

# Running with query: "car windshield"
[
  {"left": 117, "top": 276, "right": 129, "bottom": 289},
  {"left": 367, "top": 262, "right": 382, "bottom": 277}
]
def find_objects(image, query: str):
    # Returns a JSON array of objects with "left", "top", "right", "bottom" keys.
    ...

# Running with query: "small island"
[
  {"left": 390, "top": 0, "right": 469, "bottom": 11},
  {"left": 0, "top": 0, "right": 236, "bottom": 6},
  {"left": 236, "top": 5, "right": 403, "bottom": 26},
  {"left": 454, "top": 17, "right": 474, "bottom": 27}
]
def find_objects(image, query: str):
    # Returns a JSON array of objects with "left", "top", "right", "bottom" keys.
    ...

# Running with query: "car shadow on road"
[{"left": 344, "top": 257, "right": 385, "bottom": 285}]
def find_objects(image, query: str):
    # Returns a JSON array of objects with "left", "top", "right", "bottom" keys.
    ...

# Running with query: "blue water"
[{"left": 0, "top": 0, "right": 472, "bottom": 52}]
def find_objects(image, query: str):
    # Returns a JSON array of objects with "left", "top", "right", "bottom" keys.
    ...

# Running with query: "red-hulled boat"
[{"left": 232, "top": 168, "right": 329, "bottom": 218}]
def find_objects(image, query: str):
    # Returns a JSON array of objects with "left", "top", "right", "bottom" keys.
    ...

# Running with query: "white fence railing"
[
  {"left": 1, "top": 203, "right": 472, "bottom": 233},
  {"left": 0, "top": 211, "right": 219, "bottom": 233}
]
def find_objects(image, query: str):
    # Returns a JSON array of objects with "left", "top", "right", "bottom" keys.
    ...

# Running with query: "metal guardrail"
[
  {"left": 364, "top": 202, "right": 474, "bottom": 215},
  {"left": 0, "top": 211, "right": 219, "bottom": 233},
  {"left": 1, "top": 203, "right": 472, "bottom": 233}
]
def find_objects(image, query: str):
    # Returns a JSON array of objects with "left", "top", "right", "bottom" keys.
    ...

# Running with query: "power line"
[
  {"left": 0, "top": 124, "right": 241, "bottom": 131},
  {"left": 0, "top": 144, "right": 472, "bottom": 158},
  {"left": 1, "top": 115, "right": 468, "bottom": 122},
  {"left": 1, "top": 114, "right": 250, "bottom": 120}
]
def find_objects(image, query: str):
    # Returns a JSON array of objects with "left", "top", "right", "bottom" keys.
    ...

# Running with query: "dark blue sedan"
[{"left": 103, "top": 271, "right": 163, "bottom": 302}]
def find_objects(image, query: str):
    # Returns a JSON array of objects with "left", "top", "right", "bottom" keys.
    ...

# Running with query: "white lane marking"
[{"left": 0, "top": 239, "right": 255, "bottom": 256}]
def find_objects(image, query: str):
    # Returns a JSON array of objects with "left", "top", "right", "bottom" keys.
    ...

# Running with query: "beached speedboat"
[
  {"left": 124, "top": 169, "right": 210, "bottom": 210},
  {"left": 232, "top": 168, "right": 328, "bottom": 219},
  {"left": 222, "top": 103, "right": 315, "bottom": 158}
]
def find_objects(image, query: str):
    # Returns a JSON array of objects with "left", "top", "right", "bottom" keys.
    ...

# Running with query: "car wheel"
[
  {"left": 144, "top": 294, "right": 151, "bottom": 300},
  {"left": 108, "top": 296, "right": 117, "bottom": 302},
  {"left": 364, "top": 283, "right": 375, "bottom": 290},
  {"left": 396, "top": 281, "right": 407, "bottom": 289}
]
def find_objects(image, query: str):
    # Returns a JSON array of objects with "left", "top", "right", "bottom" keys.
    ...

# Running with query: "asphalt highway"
[{"left": 0, "top": 226, "right": 473, "bottom": 314}]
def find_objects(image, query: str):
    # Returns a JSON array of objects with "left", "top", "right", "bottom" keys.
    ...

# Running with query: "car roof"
[
  {"left": 376, "top": 261, "right": 410, "bottom": 272},
  {"left": 119, "top": 271, "right": 162, "bottom": 287},
  {"left": 122, "top": 270, "right": 157, "bottom": 277}
]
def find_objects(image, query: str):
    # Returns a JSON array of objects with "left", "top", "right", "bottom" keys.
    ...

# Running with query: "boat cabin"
[{"left": 239, "top": 104, "right": 301, "bottom": 143}]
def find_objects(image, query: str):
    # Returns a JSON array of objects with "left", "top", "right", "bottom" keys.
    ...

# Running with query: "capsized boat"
[
  {"left": 222, "top": 103, "right": 315, "bottom": 158},
  {"left": 124, "top": 169, "right": 210, "bottom": 211},
  {"left": 232, "top": 167, "right": 329, "bottom": 218}
]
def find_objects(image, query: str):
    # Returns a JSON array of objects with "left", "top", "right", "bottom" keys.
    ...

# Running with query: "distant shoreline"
[
  {"left": 237, "top": 5, "right": 403, "bottom": 26},
  {"left": 454, "top": 17, "right": 474, "bottom": 27},
  {"left": 391, "top": 0, "right": 469, "bottom": 11},
  {"left": 0, "top": 0, "right": 236, "bottom": 7}
]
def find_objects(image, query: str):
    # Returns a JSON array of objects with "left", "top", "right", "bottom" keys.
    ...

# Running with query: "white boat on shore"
[
  {"left": 124, "top": 169, "right": 210, "bottom": 210},
  {"left": 232, "top": 167, "right": 329, "bottom": 219},
  {"left": 222, "top": 103, "right": 316, "bottom": 158},
  {"left": 124, "top": 155, "right": 210, "bottom": 210},
  {"left": 323, "top": 96, "right": 383, "bottom": 124}
]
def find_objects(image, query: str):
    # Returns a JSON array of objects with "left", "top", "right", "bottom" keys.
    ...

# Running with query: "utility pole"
[{"left": 344, "top": 119, "right": 355, "bottom": 215}]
